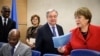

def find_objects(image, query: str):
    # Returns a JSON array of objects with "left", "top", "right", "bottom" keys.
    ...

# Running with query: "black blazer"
[
  {"left": 35, "top": 23, "right": 64, "bottom": 55},
  {"left": 0, "top": 16, "right": 16, "bottom": 43}
]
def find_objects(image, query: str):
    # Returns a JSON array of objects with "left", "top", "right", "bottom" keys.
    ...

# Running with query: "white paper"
[{"left": 29, "top": 38, "right": 36, "bottom": 44}]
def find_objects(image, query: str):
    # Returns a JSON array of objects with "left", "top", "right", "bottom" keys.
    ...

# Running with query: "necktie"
[
  {"left": 52, "top": 26, "right": 56, "bottom": 36},
  {"left": 4, "top": 18, "right": 6, "bottom": 27},
  {"left": 11, "top": 46, "right": 15, "bottom": 56}
]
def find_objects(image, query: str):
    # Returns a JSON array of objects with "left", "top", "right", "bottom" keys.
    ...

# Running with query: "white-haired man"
[{"left": 35, "top": 9, "right": 64, "bottom": 55}]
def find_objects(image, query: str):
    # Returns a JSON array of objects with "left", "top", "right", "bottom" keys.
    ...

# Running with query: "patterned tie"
[
  {"left": 52, "top": 26, "right": 56, "bottom": 36},
  {"left": 11, "top": 46, "right": 15, "bottom": 56}
]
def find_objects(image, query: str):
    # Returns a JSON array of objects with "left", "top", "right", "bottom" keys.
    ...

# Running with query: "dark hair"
[
  {"left": 74, "top": 7, "right": 92, "bottom": 23},
  {"left": 31, "top": 14, "right": 40, "bottom": 24},
  {"left": 1, "top": 6, "right": 10, "bottom": 12}
]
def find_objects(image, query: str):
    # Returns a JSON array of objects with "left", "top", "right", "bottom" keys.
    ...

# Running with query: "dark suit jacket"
[
  {"left": 0, "top": 16, "right": 16, "bottom": 43},
  {"left": 35, "top": 23, "right": 64, "bottom": 55}
]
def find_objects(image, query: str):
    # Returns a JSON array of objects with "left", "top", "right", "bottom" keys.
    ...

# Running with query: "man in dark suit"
[
  {"left": 35, "top": 9, "right": 64, "bottom": 55},
  {"left": 0, "top": 6, "right": 16, "bottom": 43}
]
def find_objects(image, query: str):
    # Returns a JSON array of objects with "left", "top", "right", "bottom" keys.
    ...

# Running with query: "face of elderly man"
[
  {"left": 47, "top": 9, "right": 58, "bottom": 26},
  {"left": 8, "top": 29, "right": 20, "bottom": 47}
]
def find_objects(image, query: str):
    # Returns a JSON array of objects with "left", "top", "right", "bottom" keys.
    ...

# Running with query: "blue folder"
[{"left": 52, "top": 32, "right": 71, "bottom": 48}]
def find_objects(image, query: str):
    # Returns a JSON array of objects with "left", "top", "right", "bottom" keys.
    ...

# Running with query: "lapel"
[
  {"left": 45, "top": 23, "right": 61, "bottom": 37},
  {"left": 0, "top": 16, "right": 11, "bottom": 29},
  {"left": 13, "top": 42, "right": 22, "bottom": 56},
  {"left": 56, "top": 25, "right": 61, "bottom": 36},
  {"left": 45, "top": 23, "right": 53, "bottom": 37},
  {"left": 77, "top": 28, "right": 86, "bottom": 42},
  {"left": 0, "top": 16, "right": 3, "bottom": 27},
  {"left": 6, "top": 19, "right": 11, "bottom": 29},
  {"left": 77, "top": 25, "right": 93, "bottom": 42},
  {"left": 6, "top": 44, "right": 12, "bottom": 56},
  {"left": 86, "top": 25, "right": 93, "bottom": 41}
]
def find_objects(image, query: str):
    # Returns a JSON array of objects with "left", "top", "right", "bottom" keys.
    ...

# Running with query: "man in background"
[
  {"left": 35, "top": 9, "right": 64, "bottom": 55},
  {"left": 0, "top": 6, "right": 16, "bottom": 43},
  {"left": 0, "top": 29, "right": 32, "bottom": 56}
]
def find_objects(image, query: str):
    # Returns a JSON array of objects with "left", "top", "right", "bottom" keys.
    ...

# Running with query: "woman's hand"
[
  {"left": 29, "top": 43, "right": 35, "bottom": 48},
  {"left": 26, "top": 39, "right": 35, "bottom": 48},
  {"left": 58, "top": 46, "right": 66, "bottom": 53}
]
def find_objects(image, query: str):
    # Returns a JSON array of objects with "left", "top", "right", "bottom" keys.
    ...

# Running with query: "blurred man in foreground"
[{"left": 0, "top": 29, "right": 32, "bottom": 56}]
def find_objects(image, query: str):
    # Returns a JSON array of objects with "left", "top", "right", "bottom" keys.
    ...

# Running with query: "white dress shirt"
[
  {"left": 48, "top": 23, "right": 59, "bottom": 37},
  {"left": 14, "top": 41, "right": 20, "bottom": 53},
  {"left": 1, "top": 16, "right": 8, "bottom": 25}
]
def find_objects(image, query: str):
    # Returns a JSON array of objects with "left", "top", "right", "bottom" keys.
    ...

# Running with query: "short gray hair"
[
  {"left": 8, "top": 29, "right": 20, "bottom": 38},
  {"left": 46, "top": 9, "right": 58, "bottom": 17}
]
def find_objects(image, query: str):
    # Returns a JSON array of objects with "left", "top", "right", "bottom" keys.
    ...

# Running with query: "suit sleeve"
[
  {"left": 0, "top": 47, "right": 3, "bottom": 56},
  {"left": 64, "top": 42, "right": 72, "bottom": 55},
  {"left": 0, "top": 44, "right": 6, "bottom": 56},
  {"left": 64, "top": 29, "right": 74, "bottom": 55},
  {"left": 24, "top": 47, "right": 32, "bottom": 56},
  {"left": 12, "top": 21, "right": 16, "bottom": 29},
  {"left": 35, "top": 28, "right": 43, "bottom": 52}
]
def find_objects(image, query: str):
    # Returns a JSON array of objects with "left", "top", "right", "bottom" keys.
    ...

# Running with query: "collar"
[
  {"left": 48, "top": 23, "right": 56, "bottom": 28},
  {"left": 1, "top": 16, "right": 8, "bottom": 21},
  {"left": 15, "top": 41, "right": 20, "bottom": 49}
]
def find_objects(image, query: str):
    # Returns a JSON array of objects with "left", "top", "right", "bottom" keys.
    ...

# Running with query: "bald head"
[
  {"left": 8, "top": 29, "right": 20, "bottom": 47},
  {"left": 1, "top": 6, "right": 10, "bottom": 18}
]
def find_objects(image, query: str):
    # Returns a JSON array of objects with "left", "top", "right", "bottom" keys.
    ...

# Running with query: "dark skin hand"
[{"left": 8, "top": 29, "right": 20, "bottom": 47}]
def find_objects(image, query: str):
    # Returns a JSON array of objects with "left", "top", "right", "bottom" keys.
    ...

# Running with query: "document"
[
  {"left": 29, "top": 38, "right": 36, "bottom": 44},
  {"left": 52, "top": 32, "right": 71, "bottom": 48}
]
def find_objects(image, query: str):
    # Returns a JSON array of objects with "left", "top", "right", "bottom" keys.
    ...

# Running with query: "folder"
[{"left": 52, "top": 32, "right": 71, "bottom": 48}]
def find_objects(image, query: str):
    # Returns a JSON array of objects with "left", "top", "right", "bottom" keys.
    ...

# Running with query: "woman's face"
[
  {"left": 32, "top": 17, "right": 39, "bottom": 25},
  {"left": 75, "top": 15, "right": 89, "bottom": 28}
]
